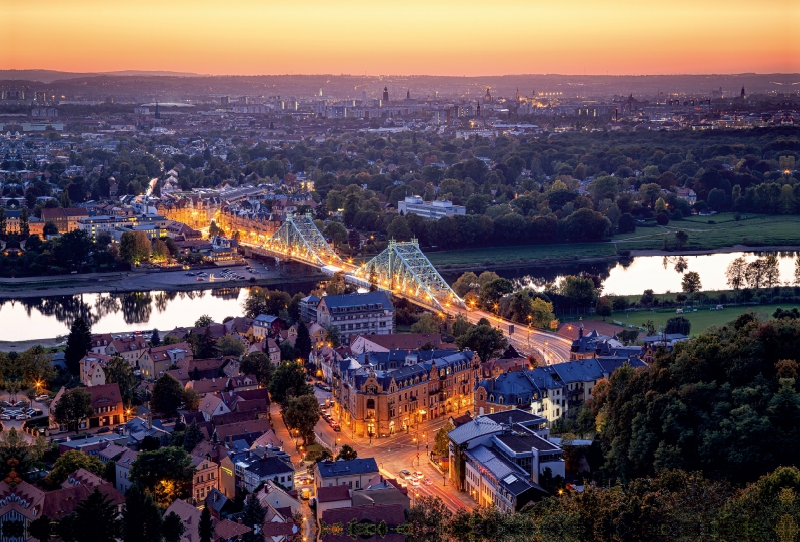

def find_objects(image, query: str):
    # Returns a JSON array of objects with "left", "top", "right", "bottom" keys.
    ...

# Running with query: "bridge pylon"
[
  {"left": 263, "top": 213, "right": 343, "bottom": 268},
  {"left": 354, "top": 238, "right": 464, "bottom": 311}
]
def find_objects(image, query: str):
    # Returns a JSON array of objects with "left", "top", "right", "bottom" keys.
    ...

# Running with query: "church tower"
[{"left": 484, "top": 87, "right": 492, "bottom": 102}]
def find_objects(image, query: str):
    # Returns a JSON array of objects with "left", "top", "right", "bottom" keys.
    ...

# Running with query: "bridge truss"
[
  {"left": 263, "top": 214, "right": 343, "bottom": 268},
  {"left": 355, "top": 239, "right": 464, "bottom": 311}
]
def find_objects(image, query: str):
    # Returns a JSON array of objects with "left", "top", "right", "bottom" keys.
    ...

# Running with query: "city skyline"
[{"left": 6, "top": 0, "right": 799, "bottom": 76}]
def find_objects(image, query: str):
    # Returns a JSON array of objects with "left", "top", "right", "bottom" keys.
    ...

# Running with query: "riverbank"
[
  {"left": 0, "top": 260, "right": 326, "bottom": 299},
  {"left": 429, "top": 212, "right": 800, "bottom": 272}
]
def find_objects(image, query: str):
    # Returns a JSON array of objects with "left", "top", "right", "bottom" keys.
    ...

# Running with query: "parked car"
[
  {"left": 423, "top": 478, "right": 433, "bottom": 485},
  {"left": 97, "top": 427, "right": 111, "bottom": 434},
  {"left": 332, "top": 424, "right": 341, "bottom": 432},
  {"left": 0, "top": 415, "right": 10, "bottom": 421}
]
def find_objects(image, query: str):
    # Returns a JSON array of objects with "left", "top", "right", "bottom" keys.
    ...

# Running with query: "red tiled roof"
[
  {"left": 557, "top": 321, "right": 625, "bottom": 340},
  {"left": 321, "top": 504, "right": 406, "bottom": 528},
  {"left": 317, "top": 485, "right": 351, "bottom": 503},
  {"left": 215, "top": 518, "right": 251, "bottom": 539}
]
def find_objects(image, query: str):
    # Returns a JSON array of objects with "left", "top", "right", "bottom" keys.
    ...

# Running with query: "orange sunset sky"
[{"left": 5, "top": 0, "right": 800, "bottom": 76}]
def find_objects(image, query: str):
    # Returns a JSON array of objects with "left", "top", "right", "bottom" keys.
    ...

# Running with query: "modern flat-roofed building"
[{"left": 397, "top": 196, "right": 465, "bottom": 220}]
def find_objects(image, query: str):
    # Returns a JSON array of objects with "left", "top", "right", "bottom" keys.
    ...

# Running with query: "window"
[{"left": 356, "top": 481, "right": 360, "bottom": 489}]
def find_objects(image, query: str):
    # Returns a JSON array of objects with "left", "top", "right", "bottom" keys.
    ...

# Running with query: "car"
[
  {"left": 0, "top": 415, "right": 10, "bottom": 421},
  {"left": 185, "top": 272, "right": 195, "bottom": 276},
  {"left": 0, "top": 401, "right": 10, "bottom": 407},
  {"left": 25, "top": 409, "right": 36, "bottom": 416},
  {"left": 423, "top": 478, "right": 433, "bottom": 485},
  {"left": 399, "top": 470, "right": 411, "bottom": 479},
  {"left": 35, "top": 395, "right": 49, "bottom": 402},
  {"left": 97, "top": 427, "right": 111, "bottom": 434},
  {"left": 15, "top": 414, "right": 27, "bottom": 420},
  {"left": 332, "top": 424, "right": 341, "bottom": 432},
  {"left": 196, "top": 277, "right": 204, "bottom": 281},
  {"left": 415, "top": 471, "right": 423, "bottom": 479},
  {"left": 411, "top": 478, "right": 420, "bottom": 486}
]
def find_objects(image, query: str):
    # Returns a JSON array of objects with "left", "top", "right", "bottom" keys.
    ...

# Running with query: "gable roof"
[
  {"left": 316, "top": 458, "right": 378, "bottom": 479},
  {"left": 317, "top": 485, "right": 351, "bottom": 503}
]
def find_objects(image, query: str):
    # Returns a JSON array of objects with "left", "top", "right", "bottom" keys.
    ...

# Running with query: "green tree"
[
  {"left": 269, "top": 361, "right": 313, "bottom": 405},
  {"left": 433, "top": 421, "right": 454, "bottom": 457},
  {"left": 322, "top": 221, "right": 347, "bottom": 248},
  {"left": 451, "top": 314, "right": 471, "bottom": 338},
  {"left": 151, "top": 374, "right": 185, "bottom": 416},
  {"left": 241, "top": 495, "right": 266, "bottom": 542},
  {"left": 190, "top": 326, "right": 218, "bottom": 359},
  {"left": 681, "top": 271, "right": 702, "bottom": 293},
  {"left": 386, "top": 216, "right": 412, "bottom": 241},
  {"left": 325, "top": 325, "right": 341, "bottom": 348},
  {"left": 122, "top": 484, "right": 163, "bottom": 542},
  {"left": 150, "top": 328, "right": 161, "bottom": 346},
  {"left": 66, "top": 487, "right": 121, "bottom": 542},
  {"left": 478, "top": 278, "right": 513, "bottom": 311},
  {"left": 240, "top": 352, "right": 275, "bottom": 387},
  {"left": 558, "top": 276, "right": 597, "bottom": 308},
  {"left": 119, "top": 230, "right": 151, "bottom": 264},
  {"left": 406, "top": 495, "right": 452, "bottom": 542},
  {"left": 151, "top": 238, "right": 169, "bottom": 262},
  {"left": 295, "top": 320, "right": 312, "bottom": 360},
  {"left": 674, "top": 230, "right": 689, "bottom": 249},
  {"left": 217, "top": 335, "right": 245, "bottom": 357},
  {"left": 455, "top": 324, "right": 507, "bottom": 363},
  {"left": 243, "top": 288, "right": 291, "bottom": 319},
  {"left": 199, "top": 506, "right": 214, "bottom": 542},
  {"left": 161, "top": 511, "right": 185, "bottom": 542},
  {"left": 595, "top": 296, "right": 613, "bottom": 321},
  {"left": 52, "top": 388, "right": 94, "bottom": 434},
  {"left": 195, "top": 315, "right": 213, "bottom": 327},
  {"left": 64, "top": 317, "right": 92, "bottom": 375},
  {"left": 182, "top": 420, "right": 204, "bottom": 452},
  {"left": 28, "top": 515, "right": 53, "bottom": 542},
  {"left": 335, "top": 444, "right": 358, "bottom": 461},
  {"left": 19, "top": 207, "right": 29, "bottom": 238},
  {"left": 665, "top": 316, "right": 691, "bottom": 335},
  {"left": 129, "top": 446, "right": 194, "bottom": 507},
  {"left": 43, "top": 221, "right": 59, "bottom": 236},
  {"left": 102, "top": 356, "right": 136, "bottom": 409},
  {"left": 45, "top": 449, "right": 105, "bottom": 486},
  {"left": 411, "top": 313, "right": 441, "bottom": 334}
]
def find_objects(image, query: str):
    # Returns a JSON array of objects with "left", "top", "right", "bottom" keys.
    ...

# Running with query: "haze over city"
[{"left": 6, "top": 0, "right": 800, "bottom": 76}]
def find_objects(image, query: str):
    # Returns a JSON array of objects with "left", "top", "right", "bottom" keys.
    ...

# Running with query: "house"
[
  {"left": 40, "top": 206, "right": 89, "bottom": 233},
  {"left": 315, "top": 485, "right": 352, "bottom": 520},
  {"left": 213, "top": 418, "right": 273, "bottom": 446},
  {"left": 106, "top": 335, "right": 150, "bottom": 367},
  {"left": 164, "top": 499, "right": 202, "bottom": 542},
  {"left": 191, "top": 452, "right": 220, "bottom": 504},
  {"left": 115, "top": 449, "right": 139, "bottom": 493},
  {"left": 474, "top": 357, "right": 647, "bottom": 423},
  {"left": 242, "top": 456, "right": 295, "bottom": 492},
  {"left": 199, "top": 394, "right": 231, "bottom": 421},
  {"left": 353, "top": 475, "right": 410, "bottom": 510},
  {"left": 50, "top": 383, "right": 124, "bottom": 432},
  {"left": 228, "top": 375, "right": 258, "bottom": 393},
  {"left": 139, "top": 342, "right": 193, "bottom": 379},
  {"left": 314, "top": 458, "right": 379, "bottom": 490},
  {"left": 79, "top": 353, "right": 114, "bottom": 386},
  {"left": 316, "top": 292, "right": 395, "bottom": 335},
  {"left": 204, "top": 487, "right": 234, "bottom": 520},
  {"left": 348, "top": 333, "right": 454, "bottom": 354},
  {"left": 252, "top": 314, "right": 285, "bottom": 340},
  {"left": 448, "top": 411, "right": 556, "bottom": 512},
  {"left": 188, "top": 377, "right": 229, "bottom": 395},
  {"left": 299, "top": 295, "right": 320, "bottom": 323},
  {"left": 98, "top": 443, "right": 128, "bottom": 464}
]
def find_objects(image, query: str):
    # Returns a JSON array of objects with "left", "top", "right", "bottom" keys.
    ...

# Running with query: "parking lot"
[{"left": 0, "top": 395, "right": 47, "bottom": 423}]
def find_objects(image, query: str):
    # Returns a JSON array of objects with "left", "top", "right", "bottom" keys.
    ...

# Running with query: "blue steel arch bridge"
[{"left": 249, "top": 213, "right": 464, "bottom": 312}]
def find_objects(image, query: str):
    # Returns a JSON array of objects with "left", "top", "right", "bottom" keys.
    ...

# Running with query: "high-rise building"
[{"left": 382, "top": 87, "right": 389, "bottom": 103}]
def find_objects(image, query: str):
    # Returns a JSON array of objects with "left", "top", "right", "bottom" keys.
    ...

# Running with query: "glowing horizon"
[{"left": 5, "top": 0, "right": 799, "bottom": 77}]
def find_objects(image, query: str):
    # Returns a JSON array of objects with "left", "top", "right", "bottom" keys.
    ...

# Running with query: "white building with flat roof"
[{"left": 397, "top": 196, "right": 465, "bottom": 220}]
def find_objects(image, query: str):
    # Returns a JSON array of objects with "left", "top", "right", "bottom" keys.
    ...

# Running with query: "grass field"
[
  {"left": 583, "top": 303, "right": 794, "bottom": 337},
  {"left": 426, "top": 213, "right": 800, "bottom": 268}
]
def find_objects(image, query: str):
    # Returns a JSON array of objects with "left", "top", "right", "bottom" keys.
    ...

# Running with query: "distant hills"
[{"left": 0, "top": 69, "right": 203, "bottom": 83}]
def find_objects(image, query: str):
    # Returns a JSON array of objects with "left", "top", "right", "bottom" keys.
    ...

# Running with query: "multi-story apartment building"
[
  {"left": 331, "top": 349, "right": 477, "bottom": 439},
  {"left": 216, "top": 206, "right": 282, "bottom": 245},
  {"left": 41, "top": 206, "right": 89, "bottom": 233},
  {"left": 316, "top": 292, "right": 394, "bottom": 336},
  {"left": 77, "top": 213, "right": 169, "bottom": 241},
  {"left": 156, "top": 196, "right": 220, "bottom": 230},
  {"left": 397, "top": 196, "right": 466, "bottom": 220},
  {"left": 191, "top": 453, "right": 220, "bottom": 504},
  {"left": 448, "top": 410, "right": 559, "bottom": 512},
  {"left": 474, "top": 357, "right": 646, "bottom": 423}
]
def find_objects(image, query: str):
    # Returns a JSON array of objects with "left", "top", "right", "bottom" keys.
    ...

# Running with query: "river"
[
  {"left": 1, "top": 251, "right": 798, "bottom": 342},
  {"left": 442, "top": 250, "right": 800, "bottom": 296},
  {"left": 0, "top": 282, "right": 317, "bottom": 342}
]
